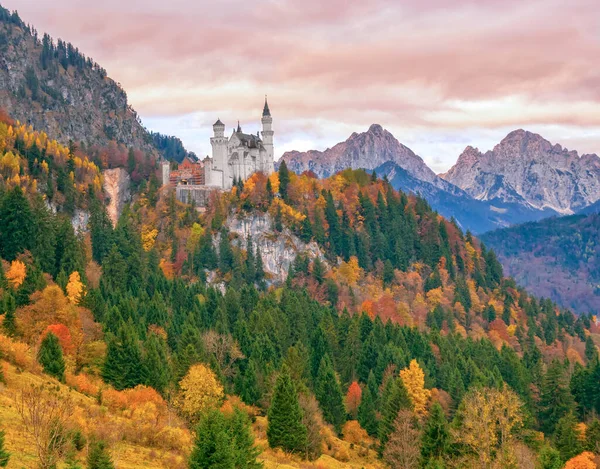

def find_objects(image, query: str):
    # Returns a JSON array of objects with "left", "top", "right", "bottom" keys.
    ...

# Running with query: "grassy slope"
[{"left": 0, "top": 358, "right": 384, "bottom": 469}]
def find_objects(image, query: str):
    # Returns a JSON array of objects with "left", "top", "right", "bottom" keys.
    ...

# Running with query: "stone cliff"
[
  {"left": 103, "top": 168, "right": 131, "bottom": 226},
  {"left": 227, "top": 213, "right": 325, "bottom": 284}
]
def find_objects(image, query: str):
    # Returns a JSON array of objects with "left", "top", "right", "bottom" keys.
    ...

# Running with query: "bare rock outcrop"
[{"left": 103, "top": 168, "right": 131, "bottom": 226}]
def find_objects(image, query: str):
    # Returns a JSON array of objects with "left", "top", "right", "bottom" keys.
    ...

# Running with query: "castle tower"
[
  {"left": 210, "top": 118, "right": 228, "bottom": 187},
  {"left": 260, "top": 96, "right": 274, "bottom": 173},
  {"left": 161, "top": 160, "right": 171, "bottom": 186}
]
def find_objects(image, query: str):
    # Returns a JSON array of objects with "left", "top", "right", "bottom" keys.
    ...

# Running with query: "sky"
[{"left": 7, "top": 0, "right": 600, "bottom": 173}]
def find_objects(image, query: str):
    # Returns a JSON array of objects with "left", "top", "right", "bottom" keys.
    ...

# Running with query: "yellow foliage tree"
[
  {"left": 6, "top": 259, "right": 26, "bottom": 288},
  {"left": 176, "top": 364, "right": 224, "bottom": 423},
  {"left": 564, "top": 452, "right": 597, "bottom": 469},
  {"left": 335, "top": 256, "right": 362, "bottom": 286},
  {"left": 66, "top": 271, "right": 85, "bottom": 304},
  {"left": 453, "top": 386, "right": 523, "bottom": 468},
  {"left": 141, "top": 225, "right": 159, "bottom": 252},
  {"left": 399, "top": 359, "right": 431, "bottom": 418}
]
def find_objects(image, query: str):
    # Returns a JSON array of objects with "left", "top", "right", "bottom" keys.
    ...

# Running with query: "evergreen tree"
[
  {"left": 278, "top": 160, "right": 290, "bottom": 201},
  {"left": 0, "top": 185, "right": 34, "bottom": 260},
  {"left": 267, "top": 366, "right": 307, "bottom": 453},
  {"left": 144, "top": 333, "right": 171, "bottom": 394},
  {"left": 189, "top": 410, "right": 234, "bottom": 469},
  {"left": 357, "top": 384, "right": 378, "bottom": 436},
  {"left": 538, "top": 361, "right": 575, "bottom": 433},
  {"left": 585, "top": 419, "right": 600, "bottom": 453},
  {"left": 102, "top": 321, "right": 147, "bottom": 390},
  {"left": 420, "top": 402, "right": 449, "bottom": 464},
  {"left": 37, "top": 332, "right": 65, "bottom": 382},
  {"left": 315, "top": 355, "right": 346, "bottom": 434},
  {"left": 89, "top": 201, "right": 113, "bottom": 264},
  {"left": 0, "top": 430, "right": 9, "bottom": 468},
  {"left": 536, "top": 446, "right": 562, "bottom": 469},
  {"left": 229, "top": 409, "right": 262, "bottom": 469},
  {"left": 554, "top": 413, "right": 582, "bottom": 462},
  {"left": 1, "top": 294, "right": 17, "bottom": 337},
  {"left": 87, "top": 440, "right": 114, "bottom": 469},
  {"left": 584, "top": 335, "right": 598, "bottom": 362},
  {"left": 378, "top": 377, "right": 412, "bottom": 453}
]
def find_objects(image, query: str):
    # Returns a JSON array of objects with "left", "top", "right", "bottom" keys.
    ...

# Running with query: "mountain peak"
[{"left": 368, "top": 123, "right": 384, "bottom": 134}]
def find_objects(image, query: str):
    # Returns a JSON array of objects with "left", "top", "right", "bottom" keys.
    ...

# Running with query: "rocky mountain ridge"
[
  {"left": 442, "top": 129, "right": 600, "bottom": 214},
  {"left": 0, "top": 5, "right": 156, "bottom": 154}
]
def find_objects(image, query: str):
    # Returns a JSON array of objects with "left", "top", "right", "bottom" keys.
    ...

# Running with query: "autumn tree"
[
  {"left": 383, "top": 409, "right": 421, "bottom": 469},
  {"left": 298, "top": 392, "right": 324, "bottom": 460},
  {"left": 37, "top": 332, "right": 66, "bottom": 382},
  {"left": 345, "top": 381, "right": 362, "bottom": 419},
  {"left": 267, "top": 366, "right": 307, "bottom": 454},
  {"left": 564, "top": 452, "right": 597, "bottom": 469},
  {"left": 453, "top": 386, "right": 523, "bottom": 468},
  {"left": 65, "top": 271, "right": 84, "bottom": 304},
  {"left": 15, "top": 384, "right": 73, "bottom": 469},
  {"left": 177, "top": 363, "right": 224, "bottom": 424},
  {"left": 400, "top": 359, "right": 431, "bottom": 419}
]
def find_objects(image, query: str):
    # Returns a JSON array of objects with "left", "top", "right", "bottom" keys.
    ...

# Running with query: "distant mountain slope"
[
  {"left": 442, "top": 130, "right": 600, "bottom": 214},
  {"left": 376, "top": 161, "right": 556, "bottom": 234},
  {"left": 579, "top": 199, "right": 600, "bottom": 215},
  {"left": 0, "top": 4, "right": 190, "bottom": 160},
  {"left": 279, "top": 124, "right": 556, "bottom": 233},
  {"left": 280, "top": 124, "right": 439, "bottom": 183},
  {"left": 481, "top": 213, "right": 600, "bottom": 314}
]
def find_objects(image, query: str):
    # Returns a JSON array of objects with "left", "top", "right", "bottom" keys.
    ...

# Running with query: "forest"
[{"left": 0, "top": 112, "right": 599, "bottom": 469}]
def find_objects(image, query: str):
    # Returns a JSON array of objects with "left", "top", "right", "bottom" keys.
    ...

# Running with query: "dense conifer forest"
[{"left": 0, "top": 113, "right": 599, "bottom": 468}]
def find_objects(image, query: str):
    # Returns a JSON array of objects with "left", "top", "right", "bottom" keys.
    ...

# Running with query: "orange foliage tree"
[
  {"left": 564, "top": 452, "right": 597, "bottom": 469},
  {"left": 399, "top": 359, "right": 431, "bottom": 419},
  {"left": 345, "top": 381, "right": 362, "bottom": 418},
  {"left": 42, "top": 324, "right": 74, "bottom": 355}
]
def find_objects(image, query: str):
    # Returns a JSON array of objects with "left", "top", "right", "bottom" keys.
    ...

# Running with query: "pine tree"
[
  {"left": 87, "top": 440, "right": 114, "bottom": 469},
  {"left": 420, "top": 403, "right": 449, "bottom": 464},
  {"left": 554, "top": 413, "right": 583, "bottom": 462},
  {"left": 357, "top": 384, "right": 378, "bottom": 436},
  {"left": 254, "top": 246, "right": 265, "bottom": 289},
  {"left": 538, "top": 361, "right": 575, "bottom": 433},
  {"left": 278, "top": 160, "right": 290, "bottom": 201},
  {"left": 536, "top": 446, "right": 562, "bottom": 469},
  {"left": 0, "top": 429, "right": 9, "bottom": 468},
  {"left": 315, "top": 355, "right": 346, "bottom": 434},
  {"left": 584, "top": 335, "right": 598, "bottom": 362},
  {"left": 37, "top": 332, "right": 66, "bottom": 382},
  {"left": 585, "top": 419, "right": 600, "bottom": 453},
  {"left": 267, "top": 366, "right": 307, "bottom": 453},
  {"left": 1, "top": 294, "right": 17, "bottom": 336},
  {"left": 189, "top": 410, "right": 234, "bottom": 469},
  {"left": 102, "top": 321, "right": 147, "bottom": 390},
  {"left": 229, "top": 409, "right": 262, "bottom": 469},
  {"left": 379, "top": 377, "right": 412, "bottom": 453},
  {"left": 144, "top": 333, "right": 171, "bottom": 394},
  {"left": 0, "top": 185, "right": 34, "bottom": 261}
]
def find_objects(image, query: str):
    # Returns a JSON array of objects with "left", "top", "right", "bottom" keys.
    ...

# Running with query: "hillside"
[
  {"left": 2, "top": 141, "right": 600, "bottom": 468},
  {"left": 0, "top": 4, "right": 193, "bottom": 162},
  {"left": 481, "top": 213, "right": 600, "bottom": 314}
]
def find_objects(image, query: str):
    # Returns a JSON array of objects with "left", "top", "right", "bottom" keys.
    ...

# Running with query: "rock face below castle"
[{"left": 441, "top": 130, "right": 600, "bottom": 214}]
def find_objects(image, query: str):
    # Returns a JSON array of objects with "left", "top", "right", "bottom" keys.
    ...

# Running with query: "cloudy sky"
[{"left": 7, "top": 0, "right": 600, "bottom": 172}]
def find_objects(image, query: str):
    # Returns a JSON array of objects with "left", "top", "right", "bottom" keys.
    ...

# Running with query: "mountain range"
[{"left": 281, "top": 124, "right": 599, "bottom": 234}]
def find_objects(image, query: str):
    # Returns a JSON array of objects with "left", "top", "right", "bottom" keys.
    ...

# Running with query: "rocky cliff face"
[
  {"left": 442, "top": 130, "right": 600, "bottom": 214},
  {"left": 103, "top": 168, "right": 131, "bottom": 226},
  {"left": 0, "top": 10, "right": 155, "bottom": 153},
  {"left": 280, "top": 124, "right": 439, "bottom": 184},
  {"left": 227, "top": 213, "right": 324, "bottom": 284}
]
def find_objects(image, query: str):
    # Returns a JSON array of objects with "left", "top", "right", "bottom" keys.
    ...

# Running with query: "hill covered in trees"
[
  {"left": 481, "top": 213, "right": 600, "bottom": 315},
  {"left": 1, "top": 132, "right": 600, "bottom": 468},
  {"left": 0, "top": 3, "right": 194, "bottom": 162}
]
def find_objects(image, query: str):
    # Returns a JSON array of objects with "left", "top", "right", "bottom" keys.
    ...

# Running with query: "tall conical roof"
[
  {"left": 262, "top": 95, "right": 271, "bottom": 117},
  {"left": 213, "top": 118, "right": 224, "bottom": 127},
  {"left": 236, "top": 121, "right": 241, "bottom": 132}
]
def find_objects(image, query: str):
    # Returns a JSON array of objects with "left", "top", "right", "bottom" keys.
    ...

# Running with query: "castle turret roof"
[
  {"left": 213, "top": 118, "right": 224, "bottom": 127},
  {"left": 262, "top": 96, "right": 271, "bottom": 117}
]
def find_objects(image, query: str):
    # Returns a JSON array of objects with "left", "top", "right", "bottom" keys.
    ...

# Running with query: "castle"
[{"left": 162, "top": 98, "right": 274, "bottom": 201}]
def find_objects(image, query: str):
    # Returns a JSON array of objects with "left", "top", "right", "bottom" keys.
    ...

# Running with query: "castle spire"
[
  {"left": 262, "top": 95, "right": 271, "bottom": 117},
  {"left": 236, "top": 120, "right": 241, "bottom": 132}
]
